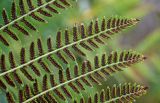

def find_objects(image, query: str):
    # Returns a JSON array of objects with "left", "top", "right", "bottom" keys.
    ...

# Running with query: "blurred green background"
[{"left": 0, "top": 0, "right": 160, "bottom": 103}]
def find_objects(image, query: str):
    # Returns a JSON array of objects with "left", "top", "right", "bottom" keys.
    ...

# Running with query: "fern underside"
[
  {"left": 0, "top": 0, "right": 74, "bottom": 46},
  {"left": 0, "top": 0, "right": 148, "bottom": 103}
]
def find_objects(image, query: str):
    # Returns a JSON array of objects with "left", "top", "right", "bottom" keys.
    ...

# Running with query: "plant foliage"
[
  {"left": 0, "top": 0, "right": 74, "bottom": 46},
  {"left": 0, "top": 0, "right": 147, "bottom": 103}
]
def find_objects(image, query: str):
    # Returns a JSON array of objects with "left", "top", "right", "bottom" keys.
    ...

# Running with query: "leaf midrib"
[
  {"left": 0, "top": 22, "right": 136, "bottom": 77},
  {"left": 0, "top": 0, "right": 56, "bottom": 31},
  {"left": 23, "top": 59, "right": 134, "bottom": 103}
]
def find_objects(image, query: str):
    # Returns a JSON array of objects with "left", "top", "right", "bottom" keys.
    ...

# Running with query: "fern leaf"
[
  {"left": 73, "top": 83, "right": 148, "bottom": 103},
  {"left": 10, "top": 50, "right": 146, "bottom": 103},
  {"left": 0, "top": 17, "right": 139, "bottom": 77},
  {"left": 0, "top": 16, "right": 143, "bottom": 103},
  {"left": 0, "top": 0, "right": 75, "bottom": 46},
  {"left": 0, "top": 0, "right": 148, "bottom": 102}
]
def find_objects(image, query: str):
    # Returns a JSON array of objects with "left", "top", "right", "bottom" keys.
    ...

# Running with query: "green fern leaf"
[
  {"left": 0, "top": 0, "right": 149, "bottom": 103},
  {"left": 2, "top": 50, "right": 146, "bottom": 102},
  {"left": 0, "top": 16, "right": 146, "bottom": 103},
  {"left": 0, "top": 17, "right": 139, "bottom": 76},
  {"left": 0, "top": 0, "right": 75, "bottom": 46},
  {"left": 73, "top": 83, "right": 148, "bottom": 103}
]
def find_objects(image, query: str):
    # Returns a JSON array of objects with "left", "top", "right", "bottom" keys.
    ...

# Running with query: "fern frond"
[
  {"left": 0, "top": 0, "right": 75, "bottom": 46},
  {"left": 0, "top": 16, "right": 143, "bottom": 103},
  {"left": 0, "top": 17, "right": 139, "bottom": 77},
  {"left": 73, "top": 83, "right": 148, "bottom": 103},
  {"left": 10, "top": 50, "right": 145, "bottom": 103},
  {"left": 0, "top": 0, "right": 148, "bottom": 102}
]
